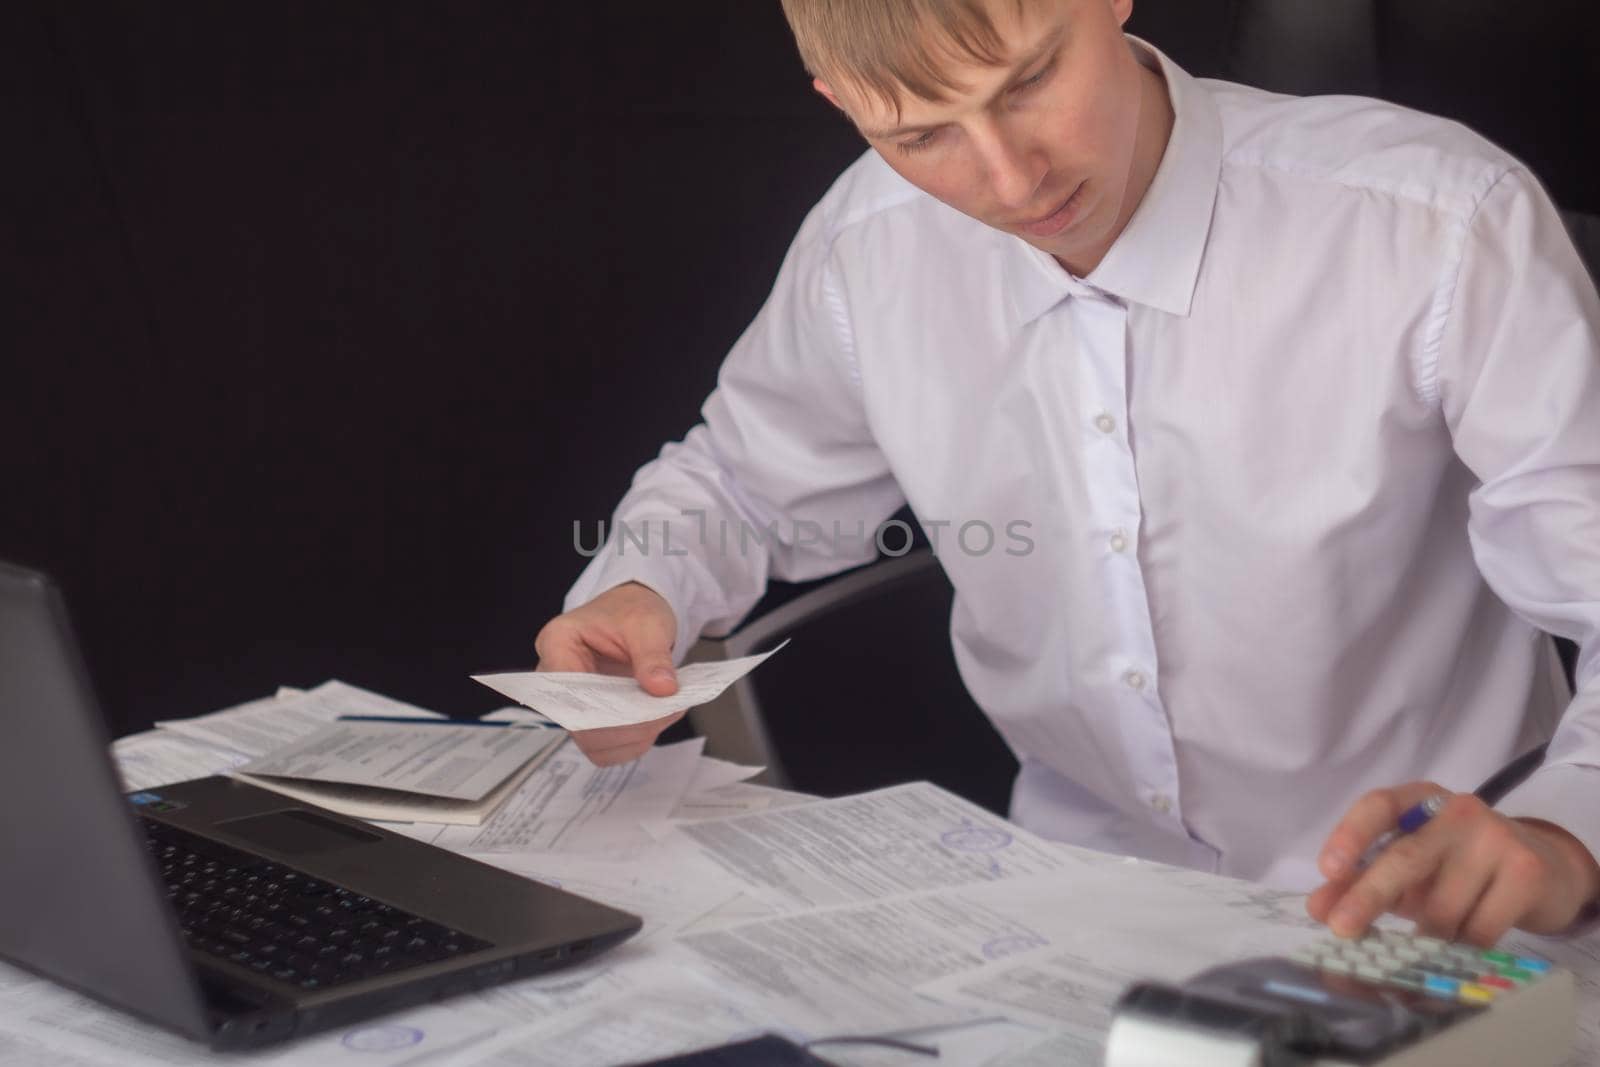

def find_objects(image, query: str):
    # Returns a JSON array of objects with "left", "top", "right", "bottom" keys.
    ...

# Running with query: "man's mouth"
[{"left": 1019, "top": 181, "right": 1087, "bottom": 238}]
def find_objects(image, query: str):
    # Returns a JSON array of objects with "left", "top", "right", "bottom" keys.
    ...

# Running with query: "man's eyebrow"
[{"left": 861, "top": 24, "right": 1068, "bottom": 140}]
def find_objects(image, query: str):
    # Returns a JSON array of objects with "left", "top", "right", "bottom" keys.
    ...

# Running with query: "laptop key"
[{"left": 144, "top": 818, "right": 493, "bottom": 990}]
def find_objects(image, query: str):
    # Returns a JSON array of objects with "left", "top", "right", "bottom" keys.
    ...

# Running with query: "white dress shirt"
[{"left": 565, "top": 39, "right": 1600, "bottom": 892}]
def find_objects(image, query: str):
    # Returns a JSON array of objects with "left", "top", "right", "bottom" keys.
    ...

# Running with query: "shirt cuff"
[{"left": 1496, "top": 762, "right": 1600, "bottom": 938}]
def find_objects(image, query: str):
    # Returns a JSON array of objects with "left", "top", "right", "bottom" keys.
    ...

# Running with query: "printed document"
[
  {"left": 670, "top": 781, "right": 1076, "bottom": 910},
  {"left": 674, "top": 888, "right": 1044, "bottom": 1034},
  {"left": 432, "top": 738, "right": 706, "bottom": 854},
  {"left": 237, "top": 720, "right": 560, "bottom": 801},
  {"left": 156, "top": 681, "right": 443, "bottom": 757}
]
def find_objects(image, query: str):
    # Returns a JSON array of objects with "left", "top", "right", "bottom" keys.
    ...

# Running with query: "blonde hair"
[{"left": 779, "top": 0, "right": 1030, "bottom": 118}]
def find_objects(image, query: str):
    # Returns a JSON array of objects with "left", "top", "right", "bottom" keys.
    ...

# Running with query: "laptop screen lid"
[{"left": 0, "top": 560, "right": 212, "bottom": 1040}]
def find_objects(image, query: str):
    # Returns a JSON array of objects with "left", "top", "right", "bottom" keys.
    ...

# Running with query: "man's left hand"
[{"left": 1307, "top": 781, "right": 1600, "bottom": 945}]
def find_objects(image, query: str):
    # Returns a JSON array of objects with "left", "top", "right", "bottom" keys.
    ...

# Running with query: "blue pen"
[
  {"left": 335, "top": 715, "right": 559, "bottom": 729},
  {"left": 1356, "top": 793, "right": 1450, "bottom": 869}
]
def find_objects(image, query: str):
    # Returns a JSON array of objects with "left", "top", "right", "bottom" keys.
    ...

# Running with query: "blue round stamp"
[
  {"left": 342, "top": 1025, "right": 425, "bottom": 1052},
  {"left": 981, "top": 933, "right": 1046, "bottom": 960},
  {"left": 940, "top": 826, "right": 1014, "bottom": 852}
]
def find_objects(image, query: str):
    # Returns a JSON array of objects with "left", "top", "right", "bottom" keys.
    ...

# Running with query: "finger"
[
  {"left": 571, "top": 724, "right": 659, "bottom": 751},
  {"left": 1305, "top": 878, "right": 1348, "bottom": 924},
  {"left": 569, "top": 710, "right": 687, "bottom": 753},
  {"left": 535, "top": 627, "right": 639, "bottom": 680},
  {"left": 577, "top": 733, "right": 669, "bottom": 766},
  {"left": 1413, "top": 840, "right": 1497, "bottom": 943},
  {"left": 1326, "top": 824, "right": 1452, "bottom": 938},
  {"left": 1308, "top": 870, "right": 1436, "bottom": 929},
  {"left": 568, "top": 713, "right": 687, "bottom": 766},
  {"left": 616, "top": 614, "right": 678, "bottom": 696},
  {"left": 533, "top": 617, "right": 601, "bottom": 673},
  {"left": 1455, "top": 867, "right": 1531, "bottom": 948},
  {"left": 1318, "top": 781, "right": 1452, "bottom": 881},
  {"left": 1394, "top": 878, "right": 1433, "bottom": 922},
  {"left": 570, "top": 730, "right": 655, "bottom": 762},
  {"left": 1459, "top": 848, "right": 1546, "bottom": 946},
  {"left": 584, "top": 741, "right": 654, "bottom": 766}
]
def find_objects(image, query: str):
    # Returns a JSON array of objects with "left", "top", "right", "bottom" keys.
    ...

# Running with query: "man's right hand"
[{"left": 533, "top": 581, "right": 685, "bottom": 766}]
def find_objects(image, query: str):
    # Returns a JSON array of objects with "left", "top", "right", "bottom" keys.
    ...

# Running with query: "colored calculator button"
[
  {"left": 1458, "top": 983, "right": 1497, "bottom": 1004},
  {"left": 1497, "top": 967, "right": 1535, "bottom": 984},
  {"left": 1478, "top": 975, "right": 1514, "bottom": 990},
  {"left": 1423, "top": 976, "right": 1459, "bottom": 998},
  {"left": 1514, "top": 957, "right": 1551, "bottom": 973},
  {"left": 1482, "top": 949, "right": 1515, "bottom": 966}
]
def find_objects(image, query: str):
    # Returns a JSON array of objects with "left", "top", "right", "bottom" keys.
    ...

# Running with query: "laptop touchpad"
[{"left": 217, "top": 809, "right": 382, "bottom": 855}]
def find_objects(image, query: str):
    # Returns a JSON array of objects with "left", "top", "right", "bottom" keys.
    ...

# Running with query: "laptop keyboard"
[{"left": 141, "top": 818, "right": 493, "bottom": 992}]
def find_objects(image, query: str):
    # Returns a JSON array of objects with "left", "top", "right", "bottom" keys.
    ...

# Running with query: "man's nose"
[{"left": 974, "top": 124, "right": 1046, "bottom": 211}]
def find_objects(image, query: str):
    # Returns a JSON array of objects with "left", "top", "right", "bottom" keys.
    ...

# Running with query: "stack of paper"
[{"left": 235, "top": 719, "right": 567, "bottom": 825}]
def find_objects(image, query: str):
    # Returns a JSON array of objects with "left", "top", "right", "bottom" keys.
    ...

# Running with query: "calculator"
[{"left": 1104, "top": 930, "right": 1575, "bottom": 1066}]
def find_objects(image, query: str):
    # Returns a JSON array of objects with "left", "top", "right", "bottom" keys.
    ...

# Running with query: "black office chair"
[
  {"left": 683, "top": 1, "right": 1595, "bottom": 810},
  {"left": 685, "top": 547, "right": 1019, "bottom": 815}
]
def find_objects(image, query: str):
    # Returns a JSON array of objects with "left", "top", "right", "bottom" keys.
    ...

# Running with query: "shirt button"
[
  {"left": 1094, "top": 413, "right": 1117, "bottom": 434},
  {"left": 1123, "top": 670, "right": 1146, "bottom": 691},
  {"left": 1109, "top": 531, "right": 1128, "bottom": 553},
  {"left": 1149, "top": 794, "right": 1172, "bottom": 814}
]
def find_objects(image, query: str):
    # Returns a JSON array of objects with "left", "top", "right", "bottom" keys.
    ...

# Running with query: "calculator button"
[
  {"left": 1514, "top": 957, "right": 1551, "bottom": 973},
  {"left": 1422, "top": 976, "right": 1459, "bottom": 998},
  {"left": 1481, "top": 949, "right": 1515, "bottom": 966},
  {"left": 1458, "top": 983, "right": 1497, "bottom": 1004},
  {"left": 1322, "top": 957, "right": 1354, "bottom": 975},
  {"left": 1478, "top": 975, "right": 1514, "bottom": 990},
  {"left": 1386, "top": 969, "right": 1427, "bottom": 991}
]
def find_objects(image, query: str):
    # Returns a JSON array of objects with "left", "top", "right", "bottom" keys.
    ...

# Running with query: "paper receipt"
[{"left": 471, "top": 640, "right": 788, "bottom": 731}]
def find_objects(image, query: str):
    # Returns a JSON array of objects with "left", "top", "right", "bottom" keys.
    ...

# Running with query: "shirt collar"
[{"left": 1002, "top": 36, "right": 1223, "bottom": 322}]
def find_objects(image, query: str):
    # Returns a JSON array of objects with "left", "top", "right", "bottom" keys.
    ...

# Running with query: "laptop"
[{"left": 0, "top": 560, "right": 642, "bottom": 1049}]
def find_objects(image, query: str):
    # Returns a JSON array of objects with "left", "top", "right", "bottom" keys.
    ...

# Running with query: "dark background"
[{"left": 4, "top": 3, "right": 1596, "bottom": 767}]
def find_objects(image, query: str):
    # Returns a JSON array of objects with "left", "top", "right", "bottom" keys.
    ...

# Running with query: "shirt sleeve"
[
  {"left": 1433, "top": 165, "right": 1600, "bottom": 875},
  {"left": 563, "top": 199, "right": 906, "bottom": 664}
]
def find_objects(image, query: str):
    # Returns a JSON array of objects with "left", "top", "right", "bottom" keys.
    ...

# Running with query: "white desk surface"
[{"left": 3, "top": 720, "right": 1597, "bottom": 1067}]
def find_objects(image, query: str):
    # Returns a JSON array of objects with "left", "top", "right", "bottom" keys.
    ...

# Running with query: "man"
[{"left": 536, "top": 0, "right": 1600, "bottom": 944}]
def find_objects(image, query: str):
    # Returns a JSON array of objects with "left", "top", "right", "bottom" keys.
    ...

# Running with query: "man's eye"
[
  {"left": 1012, "top": 59, "right": 1056, "bottom": 94},
  {"left": 897, "top": 130, "right": 939, "bottom": 154}
]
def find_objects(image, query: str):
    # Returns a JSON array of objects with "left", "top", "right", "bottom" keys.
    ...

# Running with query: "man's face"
[{"left": 819, "top": 0, "right": 1147, "bottom": 272}]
